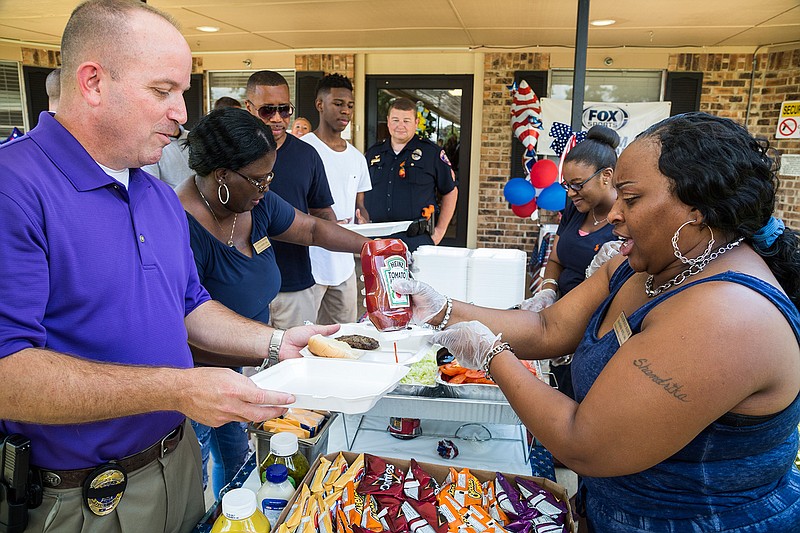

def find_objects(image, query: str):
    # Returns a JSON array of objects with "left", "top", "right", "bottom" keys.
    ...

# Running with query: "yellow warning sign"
[{"left": 776, "top": 100, "right": 800, "bottom": 139}]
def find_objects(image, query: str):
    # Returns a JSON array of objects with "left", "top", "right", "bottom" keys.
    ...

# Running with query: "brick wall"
[
  {"left": 295, "top": 54, "right": 354, "bottom": 79},
  {"left": 669, "top": 48, "right": 800, "bottom": 228},
  {"left": 478, "top": 53, "right": 554, "bottom": 251}
]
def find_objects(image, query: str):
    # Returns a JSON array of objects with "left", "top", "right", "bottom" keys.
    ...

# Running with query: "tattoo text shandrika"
[{"left": 632, "top": 358, "right": 690, "bottom": 402}]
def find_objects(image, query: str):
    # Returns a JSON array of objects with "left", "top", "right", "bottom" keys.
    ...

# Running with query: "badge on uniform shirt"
[
  {"left": 370, "top": 155, "right": 381, "bottom": 165},
  {"left": 253, "top": 235, "right": 271, "bottom": 254},
  {"left": 613, "top": 311, "right": 632, "bottom": 346},
  {"left": 411, "top": 148, "right": 422, "bottom": 161}
]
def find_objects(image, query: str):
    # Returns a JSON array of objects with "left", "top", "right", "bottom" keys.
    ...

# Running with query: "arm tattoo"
[{"left": 632, "top": 358, "right": 690, "bottom": 402}]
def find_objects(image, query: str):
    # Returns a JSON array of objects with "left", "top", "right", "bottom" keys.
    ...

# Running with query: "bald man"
[
  {"left": 0, "top": 1, "right": 334, "bottom": 531},
  {"left": 45, "top": 67, "right": 60, "bottom": 112}
]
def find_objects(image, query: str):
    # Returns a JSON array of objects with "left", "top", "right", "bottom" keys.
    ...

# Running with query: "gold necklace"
[
  {"left": 194, "top": 177, "right": 237, "bottom": 247},
  {"left": 591, "top": 209, "right": 605, "bottom": 226}
]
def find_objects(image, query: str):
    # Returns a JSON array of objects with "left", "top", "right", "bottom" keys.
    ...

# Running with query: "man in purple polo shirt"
[{"left": 0, "top": 1, "right": 337, "bottom": 531}]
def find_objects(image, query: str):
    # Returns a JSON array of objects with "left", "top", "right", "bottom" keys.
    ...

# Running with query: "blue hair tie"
[{"left": 752, "top": 217, "right": 785, "bottom": 250}]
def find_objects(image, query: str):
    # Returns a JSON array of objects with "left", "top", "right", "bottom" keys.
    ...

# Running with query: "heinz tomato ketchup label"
[{"left": 362, "top": 239, "right": 412, "bottom": 331}]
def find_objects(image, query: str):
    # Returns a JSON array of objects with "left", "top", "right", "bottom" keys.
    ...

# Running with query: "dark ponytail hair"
[
  {"left": 185, "top": 107, "right": 277, "bottom": 177},
  {"left": 564, "top": 124, "right": 620, "bottom": 170},
  {"left": 638, "top": 112, "right": 800, "bottom": 308}
]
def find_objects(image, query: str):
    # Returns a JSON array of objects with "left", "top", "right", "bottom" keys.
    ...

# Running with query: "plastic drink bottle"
[
  {"left": 210, "top": 488, "right": 270, "bottom": 533},
  {"left": 256, "top": 464, "right": 295, "bottom": 526},
  {"left": 361, "top": 238, "right": 413, "bottom": 331},
  {"left": 258, "top": 432, "right": 309, "bottom": 488}
]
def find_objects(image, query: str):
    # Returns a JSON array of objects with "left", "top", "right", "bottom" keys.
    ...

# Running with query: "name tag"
[
  {"left": 253, "top": 236, "right": 271, "bottom": 254},
  {"left": 613, "top": 311, "right": 632, "bottom": 346}
]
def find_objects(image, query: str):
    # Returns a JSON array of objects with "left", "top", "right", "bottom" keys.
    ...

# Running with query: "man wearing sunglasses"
[{"left": 245, "top": 71, "right": 338, "bottom": 329}]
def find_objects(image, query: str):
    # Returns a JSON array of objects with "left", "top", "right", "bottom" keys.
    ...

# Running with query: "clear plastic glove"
[
  {"left": 519, "top": 288, "right": 558, "bottom": 312},
  {"left": 586, "top": 240, "right": 623, "bottom": 278},
  {"left": 392, "top": 279, "right": 447, "bottom": 325},
  {"left": 431, "top": 321, "right": 501, "bottom": 370}
]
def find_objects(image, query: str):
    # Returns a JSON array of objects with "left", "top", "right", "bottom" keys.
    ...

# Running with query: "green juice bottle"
[{"left": 258, "top": 432, "right": 309, "bottom": 488}]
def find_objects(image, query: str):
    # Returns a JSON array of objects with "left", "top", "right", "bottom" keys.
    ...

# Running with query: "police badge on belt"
[{"left": 83, "top": 464, "right": 127, "bottom": 515}]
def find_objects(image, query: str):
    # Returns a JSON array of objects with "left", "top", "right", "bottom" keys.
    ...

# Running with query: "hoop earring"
[
  {"left": 218, "top": 183, "right": 230, "bottom": 205},
  {"left": 672, "top": 220, "right": 714, "bottom": 265}
]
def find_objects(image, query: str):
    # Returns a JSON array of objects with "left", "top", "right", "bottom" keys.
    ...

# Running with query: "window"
[
  {"left": 0, "top": 61, "right": 26, "bottom": 138},
  {"left": 206, "top": 70, "right": 296, "bottom": 112},
  {"left": 550, "top": 70, "right": 663, "bottom": 103}
]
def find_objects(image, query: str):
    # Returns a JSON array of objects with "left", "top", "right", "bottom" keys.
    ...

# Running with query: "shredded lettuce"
[{"left": 399, "top": 349, "right": 439, "bottom": 385}]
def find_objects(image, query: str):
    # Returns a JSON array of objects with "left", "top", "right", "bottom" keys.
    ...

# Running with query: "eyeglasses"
[
  {"left": 247, "top": 101, "right": 295, "bottom": 120},
  {"left": 560, "top": 167, "right": 609, "bottom": 193},
  {"left": 229, "top": 168, "right": 274, "bottom": 193}
]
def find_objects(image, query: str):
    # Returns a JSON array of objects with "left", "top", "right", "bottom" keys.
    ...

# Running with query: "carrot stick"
[{"left": 394, "top": 342, "right": 398, "bottom": 363}]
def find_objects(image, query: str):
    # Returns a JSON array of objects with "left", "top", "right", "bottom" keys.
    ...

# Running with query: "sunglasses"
[
  {"left": 229, "top": 168, "right": 274, "bottom": 194},
  {"left": 247, "top": 101, "right": 295, "bottom": 120},
  {"left": 560, "top": 167, "right": 609, "bottom": 193}
]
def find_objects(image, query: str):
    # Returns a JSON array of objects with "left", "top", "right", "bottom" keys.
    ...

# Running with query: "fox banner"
[{"left": 538, "top": 99, "right": 671, "bottom": 156}]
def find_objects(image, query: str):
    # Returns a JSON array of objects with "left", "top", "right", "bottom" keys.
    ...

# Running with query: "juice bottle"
[
  {"left": 256, "top": 464, "right": 296, "bottom": 526},
  {"left": 210, "top": 488, "right": 270, "bottom": 533},
  {"left": 258, "top": 432, "right": 309, "bottom": 488},
  {"left": 361, "top": 239, "right": 413, "bottom": 331}
]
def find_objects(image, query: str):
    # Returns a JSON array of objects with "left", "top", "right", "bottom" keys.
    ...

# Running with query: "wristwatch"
[{"left": 257, "top": 329, "right": 285, "bottom": 372}]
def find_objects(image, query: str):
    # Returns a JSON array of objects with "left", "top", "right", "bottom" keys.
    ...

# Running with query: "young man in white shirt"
[{"left": 302, "top": 74, "right": 371, "bottom": 324}]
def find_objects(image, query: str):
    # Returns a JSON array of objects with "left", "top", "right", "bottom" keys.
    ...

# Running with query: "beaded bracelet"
[
  {"left": 432, "top": 297, "right": 453, "bottom": 331},
  {"left": 482, "top": 342, "right": 513, "bottom": 382}
]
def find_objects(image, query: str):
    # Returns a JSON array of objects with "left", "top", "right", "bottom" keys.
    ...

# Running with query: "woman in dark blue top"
[
  {"left": 175, "top": 108, "right": 368, "bottom": 498},
  {"left": 399, "top": 113, "right": 800, "bottom": 531},
  {"left": 529, "top": 125, "right": 620, "bottom": 400}
]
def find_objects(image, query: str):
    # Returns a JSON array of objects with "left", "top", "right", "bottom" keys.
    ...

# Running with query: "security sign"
[{"left": 776, "top": 100, "right": 800, "bottom": 139}]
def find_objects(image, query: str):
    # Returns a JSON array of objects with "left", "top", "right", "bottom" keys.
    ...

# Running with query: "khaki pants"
[
  {"left": 26, "top": 422, "right": 204, "bottom": 533},
  {"left": 269, "top": 286, "right": 318, "bottom": 329},
  {"left": 311, "top": 271, "right": 358, "bottom": 325}
]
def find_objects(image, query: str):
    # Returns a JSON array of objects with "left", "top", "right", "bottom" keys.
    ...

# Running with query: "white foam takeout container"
[
  {"left": 250, "top": 358, "right": 409, "bottom": 414},
  {"left": 341, "top": 220, "right": 412, "bottom": 238},
  {"left": 300, "top": 322, "right": 434, "bottom": 365}
]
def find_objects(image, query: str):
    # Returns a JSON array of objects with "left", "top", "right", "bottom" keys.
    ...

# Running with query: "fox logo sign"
[{"left": 583, "top": 105, "right": 629, "bottom": 130}]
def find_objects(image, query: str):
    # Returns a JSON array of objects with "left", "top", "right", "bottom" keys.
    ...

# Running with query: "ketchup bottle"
[{"left": 361, "top": 239, "right": 413, "bottom": 331}]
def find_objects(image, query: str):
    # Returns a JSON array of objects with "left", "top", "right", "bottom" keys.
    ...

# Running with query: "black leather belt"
[{"left": 38, "top": 423, "right": 184, "bottom": 489}]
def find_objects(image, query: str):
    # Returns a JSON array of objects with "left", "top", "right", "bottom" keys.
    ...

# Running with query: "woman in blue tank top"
[{"left": 396, "top": 113, "right": 800, "bottom": 531}]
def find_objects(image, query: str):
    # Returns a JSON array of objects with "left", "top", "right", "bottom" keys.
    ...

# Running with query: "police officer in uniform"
[{"left": 364, "top": 97, "right": 458, "bottom": 252}]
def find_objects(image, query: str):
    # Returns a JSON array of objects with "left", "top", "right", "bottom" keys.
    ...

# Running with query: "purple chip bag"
[
  {"left": 494, "top": 473, "right": 528, "bottom": 519},
  {"left": 515, "top": 478, "right": 567, "bottom": 526}
]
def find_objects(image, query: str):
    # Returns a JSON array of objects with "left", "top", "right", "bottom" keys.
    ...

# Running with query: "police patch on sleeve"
[{"left": 439, "top": 150, "right": 452, "bottom": 167}]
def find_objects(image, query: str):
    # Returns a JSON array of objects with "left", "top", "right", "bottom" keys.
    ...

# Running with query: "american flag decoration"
[
  {"left": 1, "top": 127, "right": 23, "bottom": 144},
  {"left": 510, "top": 80, "right": 543, "bottom": 154},
  {"left": 549, "top": 122, "right": 587, "bottom": 183},
  {"left": 529, "top": 232, "right": 556, "bottom": 293}
]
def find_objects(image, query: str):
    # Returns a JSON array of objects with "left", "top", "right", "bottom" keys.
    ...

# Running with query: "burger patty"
[{"left": 336, "top": 334, "right": 380, "bottom": 350}]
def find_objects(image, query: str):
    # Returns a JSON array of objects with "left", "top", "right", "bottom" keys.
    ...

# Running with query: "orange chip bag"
[
  {"left": 482, "top": 480, "right": 508, "bottom": 525},
  {"left": 438, "top": 467, "right": 484, "bottom": 508}
]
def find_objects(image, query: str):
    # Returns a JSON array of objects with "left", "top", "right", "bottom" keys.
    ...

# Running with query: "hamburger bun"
[{"left": 307, "top": 334, "right": 361, "bottom": 360}]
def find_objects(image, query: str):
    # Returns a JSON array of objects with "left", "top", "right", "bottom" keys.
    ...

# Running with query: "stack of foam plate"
[
  {"left": 411, "top": 246, "right": 527, "bottom": 309},
  {"left": 410, "top": 245, "right": 470, "bottom": 301},
  {"left": 466, "top": 248, "right": 527, "bottom": 309}
]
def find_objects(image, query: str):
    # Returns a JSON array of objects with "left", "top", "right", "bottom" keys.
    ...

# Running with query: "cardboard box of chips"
[{"left": 273, "top": 451, "right": 575, "bottom": 532}]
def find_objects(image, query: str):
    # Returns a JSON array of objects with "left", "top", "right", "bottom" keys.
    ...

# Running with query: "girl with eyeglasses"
[
  {"left": 523, "top": 124, "right": 621, "bottom": 400},
  {"left": 175, "top": 107, "right": 368, "bottom": 497}
]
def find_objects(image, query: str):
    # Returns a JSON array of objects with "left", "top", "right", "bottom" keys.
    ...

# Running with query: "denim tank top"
[{"left": 572, "top": 261, "right": 800, "bottom": 532}]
